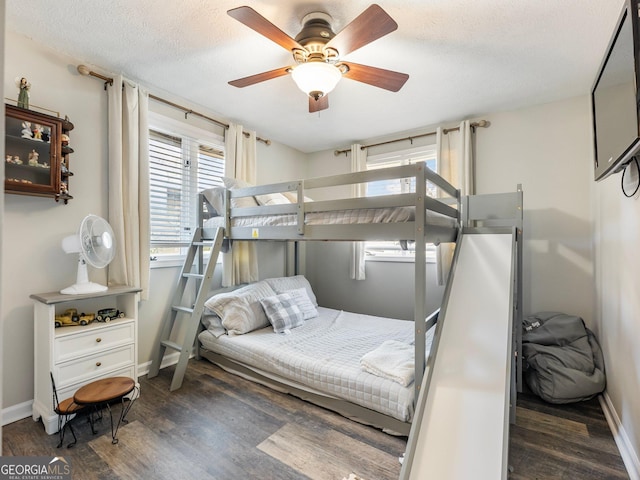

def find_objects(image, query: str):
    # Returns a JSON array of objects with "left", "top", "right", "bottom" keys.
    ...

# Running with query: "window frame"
[
  {"left": 364, "top": 144, "right": 438, "bottom": 263},
  {"left": 148, "top": 112, "right": 225, "bottom": 268}
]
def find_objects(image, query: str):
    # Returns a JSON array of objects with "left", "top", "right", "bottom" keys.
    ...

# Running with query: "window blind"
[{"left": 149, "top": 129, "right": 224, "bottom": 249}]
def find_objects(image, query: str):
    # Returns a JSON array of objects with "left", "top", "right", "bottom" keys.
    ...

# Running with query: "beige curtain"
[
  {"left": 350, "top": 143, "right": 367, "bottom": 280},
  {"left": 106, "top": 75, "right": 150, "bottom": 299},
  {"left": 222, "top": 123, "right": 258, "bottom": 286},
  {"left": 436, "top": 120, "right": 473, "bottom": 285}
]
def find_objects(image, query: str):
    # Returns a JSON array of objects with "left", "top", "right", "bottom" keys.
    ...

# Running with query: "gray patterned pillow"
[
  {"left": 260, "top": 292, "right": 305, "bottom": 333},
  {"left": 266, "top": 275, "right": 318, "bottom": 306},
  {"left": 288, "top": 288, "right": 318, "bottom": 320}
]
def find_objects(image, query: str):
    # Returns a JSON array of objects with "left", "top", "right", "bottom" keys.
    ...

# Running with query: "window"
[
  {"left": 148, "top": 116, "right": 225, "bottom": 265},
  {"left": 365, "top": 145, "right": 437, "bottom": 262}
]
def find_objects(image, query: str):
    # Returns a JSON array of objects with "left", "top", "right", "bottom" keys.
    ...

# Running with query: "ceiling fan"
[{"left": 227, "top": 4, "right": 409, "bottom": 113}]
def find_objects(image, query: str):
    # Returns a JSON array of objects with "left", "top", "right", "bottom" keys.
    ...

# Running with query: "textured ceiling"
[{"left": 6, "top": 0, "right": 623, "bottom": 153}]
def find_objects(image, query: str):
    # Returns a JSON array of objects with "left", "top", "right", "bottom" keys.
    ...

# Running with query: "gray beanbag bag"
[{"left": 522, "top": 312, "right": 606, "bottom": 404}]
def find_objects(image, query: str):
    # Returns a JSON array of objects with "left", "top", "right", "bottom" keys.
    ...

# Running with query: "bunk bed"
[{"left": 154, "top": 162, "right": 523, "bottom": 435}]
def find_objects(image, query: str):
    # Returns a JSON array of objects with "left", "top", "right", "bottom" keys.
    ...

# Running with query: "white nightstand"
[{"left": 30, "top": 285, "right": 141, "bottom": 435}]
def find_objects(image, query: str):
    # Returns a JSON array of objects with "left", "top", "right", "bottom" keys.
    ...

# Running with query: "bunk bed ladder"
[{"left": 147, "top": 227, "right": 224, "bottom": 391}]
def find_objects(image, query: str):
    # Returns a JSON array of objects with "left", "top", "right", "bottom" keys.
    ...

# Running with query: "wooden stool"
[{"left": 74, "top": 376, "right": 138, "bottom": 444}]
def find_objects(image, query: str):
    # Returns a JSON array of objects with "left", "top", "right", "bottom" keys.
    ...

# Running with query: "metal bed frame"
[
  {"left": 199, "top": 163, "right": 458, "bottom": 393},
  {"left": 189, "top": 162, "right": 523, "bottom": 433}
]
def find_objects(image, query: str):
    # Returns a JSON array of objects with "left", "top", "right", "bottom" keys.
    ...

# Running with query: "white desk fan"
[{"left": 60, "top": 214, "right": 116, "bottom": 294}]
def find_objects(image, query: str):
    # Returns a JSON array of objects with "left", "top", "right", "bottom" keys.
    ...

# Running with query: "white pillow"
[
  {"left": 288, "top": 288, "right": 318, "bottom": 320},
  {"left": 222, "top": 176, "right": 259, "bottom": 209},
  {"left": 201, "top": 186, "right": 226, "bottom": 216},
  {"left": 260, "top": 292, "right": 305, "bottom": 333},
  {"left": 282, "top": 191, "right": 313, "bottom": 203},
  {"left": 204, "top": 281, "right": 276, "bottom": 335},
  {"left": 266, "top": 275, "right": 318, "bottom": 306},
  {"left": 222, "top": 176, "right": 252, "bottom": 189},
  {"left": 223, "top": 176, "right": 291, "bottom": 207},
  {"left": 255, "top": 192, "right": 290, "bottom": 206}
]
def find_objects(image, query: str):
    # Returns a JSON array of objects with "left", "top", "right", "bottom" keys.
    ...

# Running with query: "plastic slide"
[{"left": 403, "top": 231, "right": 515, "bottom": 480}]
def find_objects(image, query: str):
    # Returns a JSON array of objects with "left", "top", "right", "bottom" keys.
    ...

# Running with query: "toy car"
[
  {"left": 54, "top": 308, "right": 96, "bottom": 328},
  {"left": 96, "top": 308, "right": 125, "bottom": 322},
  {"left": 54, "top": 308, "right": 79, "bottom": 328},
  {"left": 78, "top": 312, "right": 96, "bottom": 326}
]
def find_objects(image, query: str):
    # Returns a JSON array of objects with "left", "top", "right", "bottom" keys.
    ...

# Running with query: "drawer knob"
[
  {"left": 96, "top": 362, "right": 102, "bottom": 367},
  {"left": 96, "top": 338, "right": 102, "bottom": 343}
]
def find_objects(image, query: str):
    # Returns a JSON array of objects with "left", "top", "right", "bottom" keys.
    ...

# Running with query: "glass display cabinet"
[{"left": 4, "top": 104, "right": 74, "bottom": 203}]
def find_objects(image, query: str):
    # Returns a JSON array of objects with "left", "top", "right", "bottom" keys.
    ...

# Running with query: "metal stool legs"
[
  {"left": 108, "top": 385, "right": 139, "bottom": 444},
  {"left": 86, "top": 385, "right": 139, "bottom": 444},
  {"left": 56, "top": 413, "right": 78, "bottom": 449}
]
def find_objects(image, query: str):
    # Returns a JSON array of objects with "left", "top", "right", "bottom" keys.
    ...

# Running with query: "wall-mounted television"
[{"left": 592, "top": 0, "right": 640, "bottom": 181}]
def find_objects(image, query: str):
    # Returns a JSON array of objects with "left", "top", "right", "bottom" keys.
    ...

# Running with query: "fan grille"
[{"left": 80, "top": 214, "right": 116, "bottom": 268}]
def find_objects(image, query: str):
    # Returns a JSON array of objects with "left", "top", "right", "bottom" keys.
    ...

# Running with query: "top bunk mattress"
[
  {"left": 204, "top": 206, "right": 455, "bottom": 229},
  {"left": 198, "top": 306, "right": 434, "bottom": 423}
]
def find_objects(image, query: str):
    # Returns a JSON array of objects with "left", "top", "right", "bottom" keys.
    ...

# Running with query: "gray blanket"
[{"left": 522, "top": 312, "right": 606, "bottom": 404}]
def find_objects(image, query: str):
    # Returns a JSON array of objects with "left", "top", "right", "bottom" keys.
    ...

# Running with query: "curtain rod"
[
  {"left": 333, "top": 120, "right": 490, "bottom": 156},
  {"left": 76, "top": 65, "right": 271, "bottom": 146}
]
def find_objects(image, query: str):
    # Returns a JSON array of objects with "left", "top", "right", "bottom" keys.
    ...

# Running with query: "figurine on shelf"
[
  {"left": 21, "top": 121, "right": 32, "bottom": 139},
  {"left": 62, "top": 115, "right": 74, "bottom": 131},
  {"left": 60, "top": 182, "right": 68, "bottom": 194},
  {"left": 13, "top": 156, "right": 22, "bottom": 165},
  {"left": 61, "top": 161, "right": 69, "bottom": 174},
  {"left": 6, "top": 155, "right": 12, "bottom": 163},
  {"left": 28, "top": 150, "right": 39, "bottom": 166},
  {"left": 41, "top": 126, "right": 50, "bottom": 143},
  {"left": 16, "top": 77, "right": 30, "bottom": 109},
  {"left": 61, "top": 134, "right": 74, "bottom": 154},
  {"left": 32, "top": 124, "right": 43, "bottom": 141}
]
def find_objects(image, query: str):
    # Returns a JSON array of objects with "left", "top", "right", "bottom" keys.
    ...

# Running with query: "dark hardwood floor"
[
  {"left": 2, "top": 359, "right": 629, "bottom": 479},
  {"left": 509, "top": 391, "right": 628, "bottom": 479}
]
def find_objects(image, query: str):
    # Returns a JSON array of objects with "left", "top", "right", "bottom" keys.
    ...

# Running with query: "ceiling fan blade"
[
  {"left": 228, "top": 6, "right": 304, "bottom": 52},
  {"left": 229, "top": 67, "right": 291, "bottom": 88},
  {"left": 341, "top": 62, "right": 409, "bottom": 92},
  {"left": 326, "top": 5, "right": 398, "bottom": 57},
  {"left": 309, "top": 95, "right": 329, "bottom": 113}
]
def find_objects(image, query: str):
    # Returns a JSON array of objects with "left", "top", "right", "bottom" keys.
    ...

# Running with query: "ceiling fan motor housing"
[{"left": 294, "top": 12, "right": 338, "bottom": 63}]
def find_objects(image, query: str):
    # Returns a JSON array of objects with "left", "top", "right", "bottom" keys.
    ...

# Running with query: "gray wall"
[
  {"left": 593, "top": 155, "right": 640, "bottom": 471},
  {"left": 306, "top": 243, "right": 444, "bottom": 321},
  {"left": 475, "top": 97, "right": 594, "bottom": 322}
]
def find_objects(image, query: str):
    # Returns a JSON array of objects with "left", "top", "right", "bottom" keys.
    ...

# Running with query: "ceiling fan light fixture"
[{"left": 291, "top": 62, "right": 342, "bottom": 99}]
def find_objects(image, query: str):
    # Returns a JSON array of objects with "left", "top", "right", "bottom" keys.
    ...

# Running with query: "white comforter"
[{"left": 198, "top": 307, "right": 434, "bottom": 423}]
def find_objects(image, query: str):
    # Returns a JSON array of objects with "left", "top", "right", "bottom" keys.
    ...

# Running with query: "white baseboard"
[
  {"left": 599, "top": 392, "right": 640, "bottom": 480},
  {"left": 137, "top": 351, "right": 185, "bottom": 377},
  {"left": 2, "top": 400, "right": 34, "bottom": 427},
  {"left": 2, "top": 352, "right": 191, "bottom": 427}
]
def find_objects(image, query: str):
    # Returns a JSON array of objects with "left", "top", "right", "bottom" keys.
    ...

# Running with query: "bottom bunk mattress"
[{"left": 198, "top": 306, "right": 434, "bottom": 424}]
